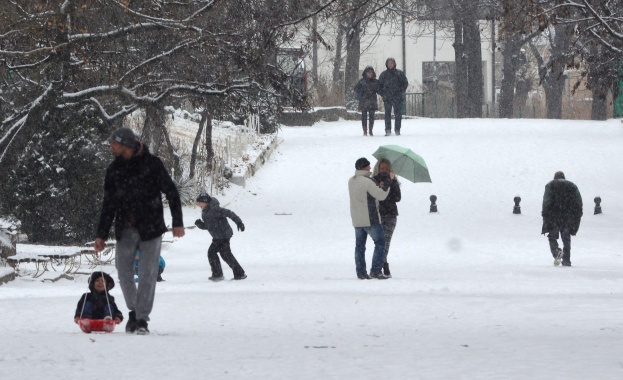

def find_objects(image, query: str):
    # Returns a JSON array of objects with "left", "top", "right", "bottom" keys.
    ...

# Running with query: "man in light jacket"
[{"left": 348, "top": 157, "right": 390, "bottom": 279}]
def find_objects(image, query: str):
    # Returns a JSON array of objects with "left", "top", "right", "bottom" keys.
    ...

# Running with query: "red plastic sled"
[{"left": 78, "top": 318, "right": 116, "bottom": 333}]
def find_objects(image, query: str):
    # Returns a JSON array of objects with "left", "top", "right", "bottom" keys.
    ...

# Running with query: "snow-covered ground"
[{"left": 1, "top": 117, "right": 622, "bottom": 379}]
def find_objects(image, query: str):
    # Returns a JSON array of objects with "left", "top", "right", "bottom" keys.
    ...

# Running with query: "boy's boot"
[
  {"left": 369, "top": 119, "right": 374, "bottom": 136},
  {"left": 362, "top": 122, "right": 367, "bottom": 136}
]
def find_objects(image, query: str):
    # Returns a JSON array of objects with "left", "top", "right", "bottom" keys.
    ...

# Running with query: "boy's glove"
[
  {"left": 194, "top": 219, "right": 205, "bottom": 229},
  {"left": 237, "top": 222, "right": 245, "bottom": 232}
]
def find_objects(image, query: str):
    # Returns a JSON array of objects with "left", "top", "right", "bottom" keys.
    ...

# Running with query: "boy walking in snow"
[{"left": 195, "top": 193, "right": 247, "bottom": 281}]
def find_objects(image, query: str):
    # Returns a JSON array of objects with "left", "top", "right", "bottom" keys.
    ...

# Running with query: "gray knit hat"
[{"left": 109, "top": 128, "right": 137, "bottom": 148}]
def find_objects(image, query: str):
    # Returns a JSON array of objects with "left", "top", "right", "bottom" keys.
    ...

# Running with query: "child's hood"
[{"left": 88, "top": 271, "right": 115, "bottom": 292}]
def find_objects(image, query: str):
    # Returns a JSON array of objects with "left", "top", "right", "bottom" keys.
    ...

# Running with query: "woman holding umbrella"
[{"left": 373, "top": 158, "right": 401, "bottom": 277}]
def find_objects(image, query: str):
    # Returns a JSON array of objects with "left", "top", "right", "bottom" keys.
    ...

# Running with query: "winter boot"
[
  {"left": 369, "top": 121, "right": 374, "bottom": 136},
  {"left": 136, "top": 319, "right": 150, "bottom": 335},
  {"left": 383, "top": 262, "right": 391, "bottom": 278},
  {"left": 553, "top": 248, "right": 563, "bottom": 266},
  {"left": 362, "top": 124, "right": 367, "bottom": 136},
  {"left": 125, "top": 310, "right": 138, "bottom": 334}
]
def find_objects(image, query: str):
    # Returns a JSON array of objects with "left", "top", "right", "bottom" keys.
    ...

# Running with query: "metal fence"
[{"left": 403, "top": 92, "right": 614, "bottom": 120}]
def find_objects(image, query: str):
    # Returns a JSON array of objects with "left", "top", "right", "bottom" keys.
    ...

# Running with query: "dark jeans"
[
  {"left": 548, "top": 226, "right": 571, "bottom": 264},
  {"left": 208, "top": 239, "right": 245, "bottom": 277},
  {"left": 81, "top": 302, "right": 114, "bottom": 319},
  {"left": 384, "top": 98, "right": 403, "bottom": 132},
  {"left": 354, "top": 224, "right": 386, "bottom": 276}
]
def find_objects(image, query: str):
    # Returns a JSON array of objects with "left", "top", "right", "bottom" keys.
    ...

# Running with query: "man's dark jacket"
[
  {"left": 378, "top": 67, "right": 409, "bottom": 102},
  {"left": 96, "top": 142, "right": 184, "bottom": 241},
  {"left": 541, "top": 179, "right": 583, "bottom": 235}
]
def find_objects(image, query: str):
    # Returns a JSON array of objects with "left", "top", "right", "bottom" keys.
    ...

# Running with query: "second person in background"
[{"left": 354, "top": 66, "right": 380, "bottom": 136}]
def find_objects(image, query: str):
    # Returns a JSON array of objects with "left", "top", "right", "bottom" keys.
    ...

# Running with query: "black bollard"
[
  {"left": 430, "top": 195, "right": 438, "bottom": 213},
  {"left": 594, "top": 196, "right": 602, "bottom": 215},
  {"left": 513, "top": 196, "right": 521, "bottom": 214}
]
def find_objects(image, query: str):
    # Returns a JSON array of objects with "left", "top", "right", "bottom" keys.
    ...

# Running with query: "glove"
[
  {"left": 194, "top": 219, "right": 205, "bottom": 229},
  {"left": 237, "top": 222, "right": 245, "bottom": 232}
]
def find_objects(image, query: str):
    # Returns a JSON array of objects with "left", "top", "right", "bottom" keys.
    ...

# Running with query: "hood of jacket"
[{"left": 88, "top": 271, "right": 115, "bottom": 292}]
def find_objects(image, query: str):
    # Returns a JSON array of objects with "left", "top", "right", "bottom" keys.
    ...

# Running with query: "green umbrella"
[{"left": 372, "top": 145, "right": 432, "bottom": 183}]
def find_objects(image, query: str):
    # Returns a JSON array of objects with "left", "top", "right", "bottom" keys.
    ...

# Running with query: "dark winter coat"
[
  {"left": 196, "top": 197, "right": 243, "bottom": 240},
  {"left": 75, "top": 272, "right": 123, "bottom": 321},
  {"left": 96, "top": 142, "right": 184, "bottom": 242},
  {"left": 378, "top": 59, "right": 409, "bottom": 102},
  {"left": 354, "top": 67, "right": 380, "bottom": 111},
  {"left": 541, "top": 179, "right": 583, "bottom": 235},
  {"left": 373, "top": 174, "right": 401, "bottom": 217}
]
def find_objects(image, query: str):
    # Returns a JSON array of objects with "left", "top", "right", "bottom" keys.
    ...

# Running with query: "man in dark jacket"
[
  {"left": 95, "top": 127, "right": 185, "bottom": 335},
  {"left": 378, "top": 57, "right": 409, "bottom": 136},
  {"left": 195, "top": 193, "right": 247, "bottom": 281},
  {"left": 541, "top": 171, "right": 583, "bottom": 266}
]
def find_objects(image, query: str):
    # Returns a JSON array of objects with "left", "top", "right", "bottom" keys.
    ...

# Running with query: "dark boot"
[
  {"left": 383, "top": 262, "right": 391, "bottom": 277},
  {"left": 369, "top": 121, "right": 374, "bottom": 136},
  {"left": 125, "top": 310, "right": 138, "bottom": 334},
  {"left": 362, "top": 124, "right": 367, "bottom": 136}
]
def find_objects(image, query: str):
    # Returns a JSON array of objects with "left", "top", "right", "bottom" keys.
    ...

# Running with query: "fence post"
[{"left": 422, "top": 93, "right": 426, "bottom": 118}]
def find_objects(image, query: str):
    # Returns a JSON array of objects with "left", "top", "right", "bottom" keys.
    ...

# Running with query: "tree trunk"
[
  {"left": 332, "top": 27, "right": 344, "bottom": 83},
  {"left": 189, "top": 109, "right": 208, "bottom": 180},
  {"left": 588, "top": 71, "right": 609, "bottom": 120},
  {"left": 453, "top": 19, "right": 469, "bottom": 118},
  {"left": 344, "top": 22, "right": 361, "bottom": 110},
  {"left": 465, "top": 13, "right": 483, "bottom": 117},
  {"left": 312, "top": 15, "right": 319, "bottom": 89},
  {"left": 142, "top": 105, "right": 180, "bottom": 178},
  {"left": 498, "top": 38, "right": 521, "bottom": 118}
]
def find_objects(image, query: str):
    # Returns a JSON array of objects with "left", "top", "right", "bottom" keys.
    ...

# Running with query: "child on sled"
[{"left": 74, "top": 271, "right": 123, "bottom": 325}]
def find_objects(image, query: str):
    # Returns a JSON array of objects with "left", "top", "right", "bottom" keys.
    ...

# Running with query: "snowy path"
[{"left": 1, "top": 118, "right": 623, "bottom": 379}]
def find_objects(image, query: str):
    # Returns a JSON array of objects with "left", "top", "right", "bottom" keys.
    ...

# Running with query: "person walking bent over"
[
  {"left": 541, "top": 171, "right": 583, "bottom": 267},
  {"left": 348, "top": 157, "right": 390, "bottom": 279}
]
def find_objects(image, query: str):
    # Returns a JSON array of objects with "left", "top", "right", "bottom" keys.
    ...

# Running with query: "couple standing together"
[
  {"left": 348, "top": 157, "right": 401, "bottom": 279},
  {"left": 354, "top": 57, "right": 409, "bottom": 137}
]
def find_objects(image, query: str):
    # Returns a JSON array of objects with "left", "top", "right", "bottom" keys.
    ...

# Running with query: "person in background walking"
[
  {"left": 354, "top": 66, "right": 380, "bottom": 136},
  {"left": 348, "top": 157, "right": 390, "bottom": 280},
  {"left": 378, "top": 57, "right": 409, "bottom": 136},
  {"left": 373, "top": 159, "right": 401, "bottom": 278},
  {"left": 95, "top": 127, "right": 185, "bottom": 335},
  {"left": 541, "top": 171, "right": 583, "bottom": 267}
]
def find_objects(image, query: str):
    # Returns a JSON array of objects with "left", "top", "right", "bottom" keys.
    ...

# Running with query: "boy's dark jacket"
[
  {"left": 195, "top": 197, "right": 244, "bottom": 240},
  {"left": 96, "top": 142, "right": 184, "bottom": 242},
  {"left": 74, "top": 272, "right": 124, "bottom": 321}
]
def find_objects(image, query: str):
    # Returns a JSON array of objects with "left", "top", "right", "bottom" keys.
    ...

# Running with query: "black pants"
[
  {"left": 361, "top": 111, "right": 375, "bottom": 129},
  {"left": 548, "top": 226, "right": 571, "bottom": 264},
  {"left": 208, "top": 239, "right": 245, "bottom": 277},
  {"left": 384, "top": 98, "right": 403, "bottom": 132}
]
